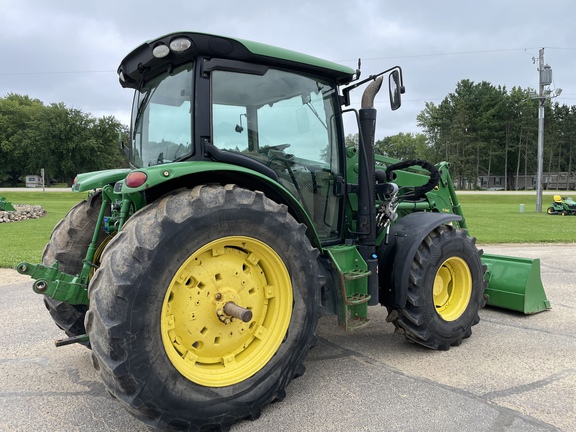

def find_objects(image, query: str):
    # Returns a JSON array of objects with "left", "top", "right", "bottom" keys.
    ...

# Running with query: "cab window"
[{"left": 211, "top": 68, "right": 342, "bottom": 240}]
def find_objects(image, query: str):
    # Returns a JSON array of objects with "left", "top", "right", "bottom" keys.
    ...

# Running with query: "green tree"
[
  {"left": 90, "top": 116, "right": 129, "bottom": 172},
  {"left": 417, "top": 81, "right": 544, "bottom": 190},
  {"left": 374, "top": 132, "right": 430, "bottom": 160},
  {"left": 0, "top": 94, "right": 45, "bottom": 185},
  {"left": 0, "top": 94, "right": 128, "bottom": 187},
  {"left": 345, "top": 133, "right": 359, "bottom": 147}
]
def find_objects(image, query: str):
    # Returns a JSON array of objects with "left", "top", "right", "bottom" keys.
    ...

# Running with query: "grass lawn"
[
  {"left": 458, "top": 193, "right": 576, "bottom": 244},
  {"left": 0, "top": 190, "right": 575, "bottom": 269},
  {"left": 0, "top": 191, "right": 83, "bottom": 268}
]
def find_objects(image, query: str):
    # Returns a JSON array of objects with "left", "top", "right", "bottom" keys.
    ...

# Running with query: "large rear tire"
[
  {"left": 387, "top": 225, "right": 486, "bottom": 350},
  {"left": 41, "top": 192, "right": 109, "bottom": 340},
  {"left": 86, "top": 184, "right": 321, "bottom": 431}
]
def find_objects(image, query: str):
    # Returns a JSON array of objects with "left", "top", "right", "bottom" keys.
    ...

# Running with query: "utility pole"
[
  {"left": 533, "top": 49, "right": 560, "bottom": 212},
  {"left": 535, "top": 48, "right": 546, "bottom": 213}
]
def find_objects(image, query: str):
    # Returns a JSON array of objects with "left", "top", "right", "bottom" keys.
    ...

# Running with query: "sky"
[{"left": 1, "top": 0, "right": 575, "bottom": 141}]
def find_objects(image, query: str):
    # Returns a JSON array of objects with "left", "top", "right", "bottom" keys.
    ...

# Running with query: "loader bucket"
[
  {"left": 0, "top": 197, "right": 16, "bottom": 212},
  {"left": 481, "top": 254, "right": 550, "bottom": 314}
]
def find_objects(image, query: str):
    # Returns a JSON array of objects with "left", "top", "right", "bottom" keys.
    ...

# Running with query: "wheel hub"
[
  {"left": 433, "top": 256, "right": 472, "bottom": 321},
  {"left": 213, "top": 289, "right": 246, "bottom": 324}
]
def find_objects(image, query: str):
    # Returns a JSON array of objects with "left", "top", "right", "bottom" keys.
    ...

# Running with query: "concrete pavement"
[{"left": 0, "top": 244, "right": 574, "bottom": 431}]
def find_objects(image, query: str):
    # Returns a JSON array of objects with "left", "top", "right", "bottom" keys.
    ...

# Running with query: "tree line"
[
  {"left": 3, "top": 82, "right": 575, "bottom": 191},
  {"left": 349, "top": 80, "right": 576, "bottom": 190},
  {"left": 0, "top": 93, "right": 128, "bottom": 187},
  {"left": 415, "top": 80, "right": 575, "bottom": 190}
]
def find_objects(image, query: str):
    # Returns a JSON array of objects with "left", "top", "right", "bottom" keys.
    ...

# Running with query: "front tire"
[
  {"left": 86, "top": 184, "right": 321, "bottom": 431},
  {"left": 387, "top": 225, "right": 486, "bottom": 350}
]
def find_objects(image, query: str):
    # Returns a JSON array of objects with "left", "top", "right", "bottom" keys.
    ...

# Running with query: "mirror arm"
[{"left": 341, "top": 66, "right": 404, "bottom": 106}]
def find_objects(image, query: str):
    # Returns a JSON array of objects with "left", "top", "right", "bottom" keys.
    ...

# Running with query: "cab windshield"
[{"left": 130, "top": 64, "right": 194, "bottom": 168}]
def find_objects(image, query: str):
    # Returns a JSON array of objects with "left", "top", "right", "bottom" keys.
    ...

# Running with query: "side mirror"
[{"left": 389, "top": 70, "right": 402, "bottom": 111}]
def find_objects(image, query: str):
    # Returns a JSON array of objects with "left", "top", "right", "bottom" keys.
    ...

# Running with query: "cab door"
[{"left": 210, "top": 65, "right": 344, "bottom": 242}]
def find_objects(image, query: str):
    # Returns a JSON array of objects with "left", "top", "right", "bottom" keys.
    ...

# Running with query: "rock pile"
[{"left": 0, "top": 204, "right": 46, "bottom": 223}]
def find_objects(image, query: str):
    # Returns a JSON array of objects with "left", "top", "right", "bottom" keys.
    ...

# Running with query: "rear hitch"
[{"left": 17, "top": 262, "right": 89, "bottom": 305}]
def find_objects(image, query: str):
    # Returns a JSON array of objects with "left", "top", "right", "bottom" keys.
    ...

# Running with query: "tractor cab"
[
  {"left": 118, "top": 32, "right": 400, "bottom": 243},
  {"left": 128, "top": 59, "right": 344, "bottom": 240}
]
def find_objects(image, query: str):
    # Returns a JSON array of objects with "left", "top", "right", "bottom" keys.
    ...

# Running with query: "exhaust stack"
[{"left": 357, "top": 76, "right": 383, "bottom": 306}]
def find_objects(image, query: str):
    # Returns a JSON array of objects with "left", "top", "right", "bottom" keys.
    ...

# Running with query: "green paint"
[
  {"left": 482, "top": 254, "right": 550, "bottom": 314},
  {"left": 0, "top": 196, "right": 16, "bottom": 212},
  {"left": 17, "top": 261, "right": 89, "bottom": 305},
  {"left": 325, "top": 245, "right": 371, "bottom": 330}
]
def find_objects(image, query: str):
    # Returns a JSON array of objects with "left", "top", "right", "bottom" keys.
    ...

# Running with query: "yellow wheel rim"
[
  {"left": 161, "top": 236, "right": 293, "bottom": 387},
  {"left": 432, "top": 257, "right": 472, "bottom": 321}
]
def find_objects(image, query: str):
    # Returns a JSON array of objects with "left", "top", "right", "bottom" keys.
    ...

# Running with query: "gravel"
[{"left": 0, "top": 204, "right": 46, "bottom": 223}]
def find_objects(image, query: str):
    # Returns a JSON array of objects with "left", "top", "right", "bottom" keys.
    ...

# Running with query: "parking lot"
[{"left": 0, "top": 243, "right": 574, "bottom": 431}]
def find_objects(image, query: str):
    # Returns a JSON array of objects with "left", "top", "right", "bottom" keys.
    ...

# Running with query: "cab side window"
[{"left": 211, "top": 68, "right": 342, "bottom": 240}]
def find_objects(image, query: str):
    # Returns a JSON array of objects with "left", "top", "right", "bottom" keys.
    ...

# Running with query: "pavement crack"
[
  {"left": 481, "top": 368, "right": 575, "bottom": 400},
  {"left": 315, "top": 337, "right": 561, "bottom": 431},
  {"left": 481, "top": 316, "right": 576, "bottom": 340}
]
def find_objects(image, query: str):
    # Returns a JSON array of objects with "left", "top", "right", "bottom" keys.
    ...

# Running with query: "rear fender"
[
  {"left": 377, "top": 212, "right": 462, "bottom": 308},
  {"left": 119, "top": 163, "right": 323, "bottom": 249}
]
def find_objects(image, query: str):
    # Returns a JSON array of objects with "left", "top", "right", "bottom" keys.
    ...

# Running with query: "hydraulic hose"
[{"left": 384, "top": 159, "right": 440, "bottom": 200}]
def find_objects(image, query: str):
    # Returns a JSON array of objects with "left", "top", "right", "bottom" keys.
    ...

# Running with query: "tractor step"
[
  {"left": 345, "top": 293, "right": 371, "bottom": 305},
  {"left": 346, "top": 317, "right": 370, "bottom": 330},
  {"left": 343, "top": 269, "right": 371, "bottom": 280},
  {"left": 326, "top": 245, "right": 371, "bottom": 331}
]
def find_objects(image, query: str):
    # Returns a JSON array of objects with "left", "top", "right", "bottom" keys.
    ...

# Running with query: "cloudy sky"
[{"left": 1, "top": 0, "right": 575, "bottom": 140}]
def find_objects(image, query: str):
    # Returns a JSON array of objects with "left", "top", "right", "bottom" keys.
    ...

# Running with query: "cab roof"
[{"left": 118, "top": 32, "right": 356, "bottom": 89}]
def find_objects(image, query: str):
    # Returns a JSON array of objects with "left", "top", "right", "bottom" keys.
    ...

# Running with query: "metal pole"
[{"left": 535, "top": 48, "right": 545, "bottom": 213}]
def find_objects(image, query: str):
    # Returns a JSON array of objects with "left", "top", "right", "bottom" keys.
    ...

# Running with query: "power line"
[
  {"left": 0, "top": 70, "right": 116, "bottom": 76},
  {"left": 334, "top": 46, "right": 576, "bottom": 64}
]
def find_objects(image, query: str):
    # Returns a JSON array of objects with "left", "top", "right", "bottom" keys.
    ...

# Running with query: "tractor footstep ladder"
[{"left": 326, "top": 245, "right": 372, "bottom": 330}]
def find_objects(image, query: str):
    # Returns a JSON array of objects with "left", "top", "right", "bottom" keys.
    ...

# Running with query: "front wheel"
[
  {"left": 387, "top": 225, "right": 486, "bottom": 350},
  {"left": 86, "top": 184, "right": 321, "bottom": 431}
]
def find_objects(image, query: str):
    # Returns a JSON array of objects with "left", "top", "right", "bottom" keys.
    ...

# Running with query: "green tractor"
[
  {"left": 547, "top": 194, "right": 576, "bottom": 215},
  {"left": 17, "top": 32, "right": 550, "bottom": 431}
]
